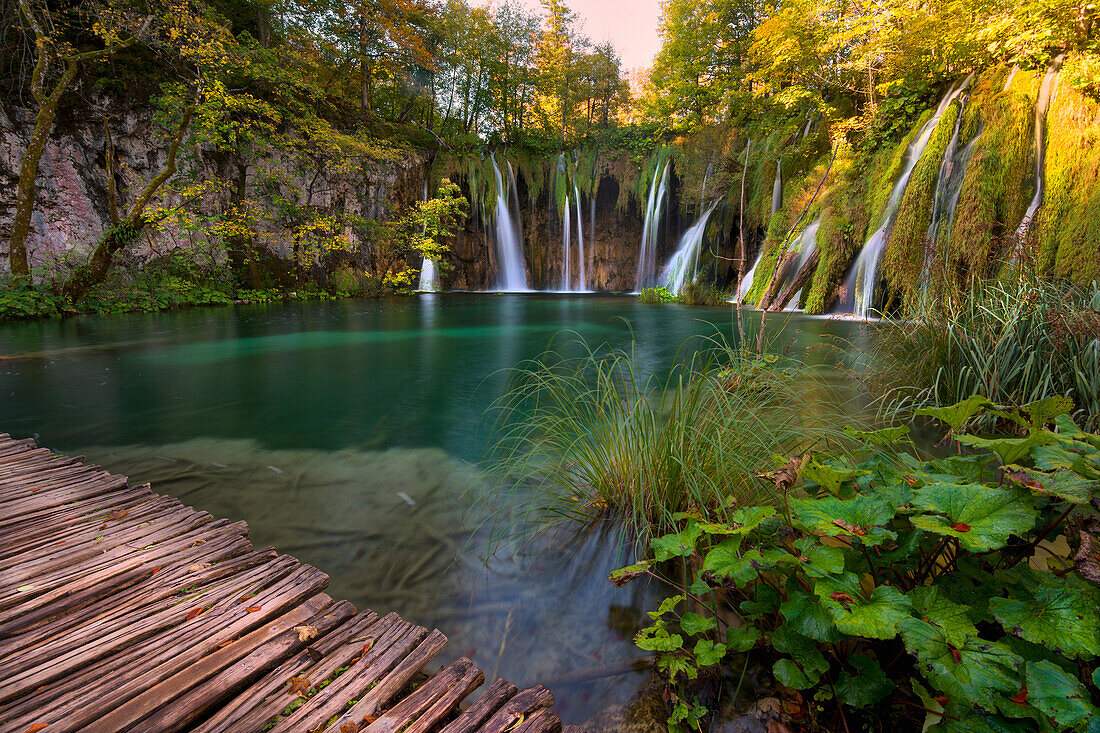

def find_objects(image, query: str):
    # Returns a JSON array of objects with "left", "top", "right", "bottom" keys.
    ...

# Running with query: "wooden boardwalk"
[{"left": 0, "top": 434, "right": 578, "bottom": 733}]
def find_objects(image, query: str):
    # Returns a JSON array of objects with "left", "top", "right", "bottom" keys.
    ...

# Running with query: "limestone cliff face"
[{"left": 0, "top": 97, "right": 426, "bottom": 278}]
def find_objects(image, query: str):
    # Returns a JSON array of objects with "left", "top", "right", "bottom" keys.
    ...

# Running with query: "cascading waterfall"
[
  {"left": 636, "top": 160, "right": 669, "bottom": 289},
  {"left": 782, "top": 218, "right": 821, "bottom": 309},
  {"left": 662, "top": 203, "right": 718, "bottom": 294},
  {"left": 490, "top": 155, "right": 528, "bottom": 291},
  {"left": 417, "top": 179, "right": 438, "bottom": 292},
  {"left": 841, "top": 78, "right": 972, "bottom": 318},
  {"left": 573, "top": 185, "right": 587, "bottom": 290},
  {"left": 561, "top": 195, "right": 572, "bottom": 290},
  {"left": 1013, "top": 58, "right": 1062, "bottom": 245}
]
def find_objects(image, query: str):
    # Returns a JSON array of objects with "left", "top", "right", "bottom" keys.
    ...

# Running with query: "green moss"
[
  {"left": 1034, "top": 83, "right": 1100, "bottom": 284},
  {"left": 880, "top": 102, "right": 961, "bottom": 308},
  {"left": 948, "top": 76, "right": 1036, "bottom": 282}
]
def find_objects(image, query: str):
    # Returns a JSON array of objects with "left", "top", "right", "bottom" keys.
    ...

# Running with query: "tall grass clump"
[
  {"left": 870, "top": 278, "right": 1100, "bottom": 429},
  {"left": 487, "top": 335, "right": 849, "bottom": 540}
]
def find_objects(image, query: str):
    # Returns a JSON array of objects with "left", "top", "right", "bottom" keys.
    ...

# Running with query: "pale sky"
[{"left": 504, "top": 0, "right": 664, "bottom": 71}]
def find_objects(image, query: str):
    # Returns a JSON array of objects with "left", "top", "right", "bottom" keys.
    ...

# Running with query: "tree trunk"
[
  {"left": 766, "top": 249, "right": 818, "bottom": 311},
  {"left": 8, "top": 60, "right": 78, "bottom": 278}
]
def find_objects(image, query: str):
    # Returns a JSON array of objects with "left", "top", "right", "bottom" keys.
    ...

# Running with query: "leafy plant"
[
  {"left": 639, "top": 286, "right": 677, "bottom": 304},
  {"left": 614, "top": 396, "right": 1100, "bottom": 732}
]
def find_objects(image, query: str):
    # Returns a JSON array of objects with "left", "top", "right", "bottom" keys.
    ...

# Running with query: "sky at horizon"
[{"left": 499, "top": 0, "right": 663, "bottom": 70}]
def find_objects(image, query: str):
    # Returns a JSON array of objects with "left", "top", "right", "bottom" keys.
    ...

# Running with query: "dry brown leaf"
[
  {"left": 188, "top": 563, "right": 212, "bottom": 573},
  {"left": 185, "top": 607, "right": 205, "bottom": 621},
  {"left": 339, "top": 723, "right": 358, "bottom": 733},
  {"left": 246, "top": 606, "right": 262, "bottom": 613},
  {"left": 23, "top": 724, "right": 48, "bottom": 733},
  {"left": 294, "top": 624, "right": 319, "bottom": 642},
  {"left": 287, "top": 676, "right": 312, "bottom": 697},
  {"left": 109, "top": 508, "right": 129, "bottom": 521}
]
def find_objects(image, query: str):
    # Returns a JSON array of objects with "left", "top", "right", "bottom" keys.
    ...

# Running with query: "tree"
[{"left": 8, "top": 0, "right": 150, "bottom": 279}]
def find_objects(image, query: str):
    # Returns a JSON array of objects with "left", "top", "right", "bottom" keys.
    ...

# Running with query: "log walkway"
[{"left": 0, "top": 434, "right": 580, "bottom": 733}]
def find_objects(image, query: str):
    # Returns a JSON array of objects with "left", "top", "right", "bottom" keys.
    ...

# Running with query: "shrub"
[
  {"left": 639, "top": 286, "right": 677, "bottom": 303},
  {"left": 677, "top": 281, "right": 728, "bottom": 306},
  {"left": 614, "top": 396, "right": 1100, "bottom": 732}
]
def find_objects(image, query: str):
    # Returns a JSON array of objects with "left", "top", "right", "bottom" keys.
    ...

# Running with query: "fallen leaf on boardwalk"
[
  {"left": 218, "top": 639, "right": 235, "bottom": 648},
  {"left": 109, "top": 509, "right": 129, "bottom": 521},
  {"left": 363, "top": 717, "right": 378, "bottom": 725},
  {"left": 185, "top": 607, "right": 205, "bottom": 620},
  {"left": 504, "top": 713, "right": 526, "bottom": 732},
  {"left": 339, "top": 723, "right": 357, "bottom": 733},
  {"left": 188, "top": 563, "right": 212, "bottom": 572},
  {"left": 288, "top": 676, "right": 312, "bottom": 697},
  {"left": 246, "top": 606, "right": 262, "bottom": 613},
  {"left": 361, "top": 640, "right": 374, "bottom": 656},
  {"left": 16, "top": 585, "right": 36, "bottom": 592},
  {"left": 294, "top": 625, "right": 319, "bottom": 642},
  {"left": 23, "top": 724, "right": 48, "bottom": 733}
]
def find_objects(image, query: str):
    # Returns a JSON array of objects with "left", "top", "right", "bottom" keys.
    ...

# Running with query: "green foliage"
[
  {"left": 870, "top": 278, "right": 1100, "bottom": 431},
  {"left": 616, "top": 396, "right": 1100, "bottom": 732},
  {"left": 0, "top": 276, "right": 65, "bottom": 319},
  {"left": 488, "top": 336, "right": 848, "bottom": 539},
  {"left": 638, "top": 286, "right": 677, "bottom": 304}
]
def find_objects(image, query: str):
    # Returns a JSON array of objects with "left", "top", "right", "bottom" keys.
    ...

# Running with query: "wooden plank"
[
  {"left": 437, "top": 678, "right": 520, "bottom": 733},
  {"left": 512, "top": 708, "right": 563, "bottom": 733},
  {"left": 362, "top": 657, "right": 484, "bottom": 733},
  {"left": 476, "top": 686, "right": 556, "bottom": 733},
  {"left": 331, "top": 629, "right": 449, "bottom": 730},
  {"left": 192, "top": 610, "right": 383, "bottom": 733}
]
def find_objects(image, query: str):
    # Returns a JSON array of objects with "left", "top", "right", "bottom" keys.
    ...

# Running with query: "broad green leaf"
[
  {"left": 790, "top": 538, "right": 846, "bottom": 577},
  {"left": 636, "top": 625, "right": 683, "bottom": 652},
  {"left": 647, "top": 594, "right": 685, "bottom": 620},
  {"left": 802, "top": 457, "right": 868, "bottom": 495},
  {"left": 679, "top": 612, "right": 716, "bottom": 635},
  {"left": 724, "top": 624, "right": 762, "bottom": 652},
  {"left": 789, "top": 494, "right": 896, "bottom": 546},
  {"left": 771, "top": 623, "right": 829, "bottom": 689},
  {"left": 695, "top": 506, "right": 775, "bottom": 535},
  {"left": 651, "top": 520, "right": 702, "bottom": 561},
  {"left": 780, "top": 592, "right": 842, "bottom": 642},
  {"left": 1021, "top": 396, "right": 1075, "bottom": 432},
  {"left": 815, "top": 578, "right": 912, "bottom": 639},
  {"left": 834, "top": 654, "right": 894, "bottom": 708},
  {"left": 1024, "top": 660, "right": 1097, "bottom": 728},
  {"left": 693, "top": 639, "right": 726, "bottom": 666},
  {"left": 843, "top": 424, "right": 912, "bottom": 446},
  {"left": 911, "top": 482, "right": 1037, "bottom": 552},
  {"left": 657, "top": 652, "right": 697, "bottom": 681},
  {"left": 989, "top": 568, "right": 1100, "bottom": 659},
  {"left": 900, "top": 618, "right": 1022, "bottom": 704},
  {"left": 955, "top": 431, "right": 1060, "bottom": 466},
  {"left": 1003, "top": 465, "right": 1099, "bottom": 504},
  {"left": 916, "top": 396, "right": 994, "bottom": 431},
  {"left": 908, "top": 586, "right": 978, "bottom": 648},
  {"left": 701, "top": 544, "right": 787, "bottom": 587}
]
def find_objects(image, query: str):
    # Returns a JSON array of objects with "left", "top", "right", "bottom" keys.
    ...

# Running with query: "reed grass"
[
  {"left": 869, "top": 278, "right": 1100, "bottom": 430},
  {"left": 486, "top": 334, "right": 850, "bottom": 540}
]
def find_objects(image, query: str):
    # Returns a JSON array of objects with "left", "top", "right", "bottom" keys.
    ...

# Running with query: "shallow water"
[{"left": 0, "top": 294, "right": 868, "bottom": 724}]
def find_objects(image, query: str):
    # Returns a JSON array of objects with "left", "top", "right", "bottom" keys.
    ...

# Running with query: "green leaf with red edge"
[
  {"left": 911, "top": 482, "right": 1037, "bottom": 552},
  {"left": 1003, "top": 465, "right": 1099, "bottom": 504},
  {"left": 788, "top": 494, "right": 896, "bottom": 546},
  {"left": 900, "top": 617, "right": 1023, "bottom": 706},
  {"left": 1024, "top": 660, "right": 1097, "bottom": 729},
  {"left": 813, "top": 575, "right": 912, "bottom": 639}
]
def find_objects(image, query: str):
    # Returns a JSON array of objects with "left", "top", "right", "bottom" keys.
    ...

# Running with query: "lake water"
[{"left": 0, "top": 294, "right": 868, "bottom": 725}]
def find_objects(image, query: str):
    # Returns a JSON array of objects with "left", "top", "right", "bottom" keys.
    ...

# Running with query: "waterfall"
[
  {"left": 1014, "top": 58, "right": 1062, "bottom": 244},
  {"left": 771, "top": 160, "right": 783, "bottom": 216},
  {"left": 782, "top": 218, "right": 821, "bottom": 310},
  {"left": 417, "top": 179, "right": 438, "bottom": 292},
  {"left": 841, "top": 78, "right": 972, "bottom": 318},
  {"left": 637, "top": 160, "right": 669, "bottom": 289},
  {"left": 738, "top": 250, "right": 763, "bottom": 302},
  {"left": 574, "top": 184, "right": 587, "bottom": 291},
  {"left": 561, "top": 196, "right": 571, "bottom": 290},
  {"left": 589, "top": 195, "right": 596, "bottom": 288},
  {"left": 489, "top": 155, "right": 528, "bottom": 291},
  {"left": 662, "top": 204, "right": 718, "bottom": 295}
]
